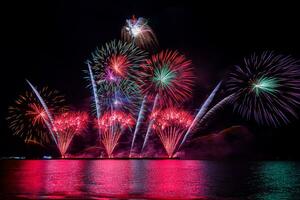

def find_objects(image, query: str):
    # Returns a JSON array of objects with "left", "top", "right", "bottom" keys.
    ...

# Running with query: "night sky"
[{"left": 1, "top": 1, "right": 300, "bottom": 158}]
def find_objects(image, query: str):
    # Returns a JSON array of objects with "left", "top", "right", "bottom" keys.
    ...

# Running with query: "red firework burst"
[
  {"left": 153, "top": 107, "right": 193, "bottom": 158},
  {"left": 108, "top": 54, "right": 130, "bottom": 78},
  {"left": 95, "top": 111, "right": 134, "bottom": 158},
  {"left": 53, "top": 111, "right": 88, "bottom": 157},
  {"left": 139, "top": 50, "right": 194, "bottom": 106}
]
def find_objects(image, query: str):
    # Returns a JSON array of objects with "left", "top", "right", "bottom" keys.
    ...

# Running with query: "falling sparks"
[
  {"left": 53, "top": 111, "right": 88, "bottom": 157},
  {"left": 95, "top": 111, "right": 134, "bottom": 157},
  {"left": 152, "top": 107, "right": 193, "bottom": 158}
]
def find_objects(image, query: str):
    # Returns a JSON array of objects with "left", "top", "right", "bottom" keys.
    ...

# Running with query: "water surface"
[{"left": 0, "top": 160, "right": 299, "bottom": 199}]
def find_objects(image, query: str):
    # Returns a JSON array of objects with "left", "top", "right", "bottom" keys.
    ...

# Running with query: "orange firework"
[{"left": 7, "top": 88, "right": 67, "bottom": 145}]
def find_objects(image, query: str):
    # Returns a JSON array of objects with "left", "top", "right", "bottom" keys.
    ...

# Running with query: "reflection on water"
[{"left": 0, "top": 160, "right": 300, "bottom": 199}]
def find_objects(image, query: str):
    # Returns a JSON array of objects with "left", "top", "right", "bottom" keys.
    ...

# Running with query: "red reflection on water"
[
  {"left": 144, "top": 160, "right": 208, "bottom": 199},
  {"left": 86, "top": 160, "right": 208, "bottom": 199},
  {"left": 2, "top": 160, "right": 209, "bottom": 199},
  {"left": 14, "top": 160, "right": 46, "bottom": 199},
  {"left": 87, "top": 160, "right": 133, "bottom": 197},
  {"left": 43, "top": 160, "right": 86, "bottom": 197}
]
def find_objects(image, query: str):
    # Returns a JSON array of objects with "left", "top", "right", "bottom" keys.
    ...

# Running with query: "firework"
[
  {"left": 152, "top": 107, "right": 193, "bottom": 158},
  {"left": 53, "top": 111, "right": 88, "bottom": 157},
  {"left": 85, "top": 40, "right": 147, "bottom": 115},
  {"left": 140, "top": 94, "right": 159, "bottom": 155},
  {"left": 178, "top": 82, "right": 222, "bottom": 150},
  {"left": 87, "top": 63, "right": 101, "bottom": 120},
  {"left": 96, "top": 79, "right": 142, "bottom": 116},
  {"left": 226, "top": 52, "right": 300, "bottom": 126},
  {"left": 130, "top": 96, "right": 147, "bottom": 156},
  {"left": 87, "top": 40, "right": 147, "bottom": 83},
  {"left": 95, "top": 111, "right": 134, "bottom": 158},
  {"left": 7, "top": 87, "right": 66, "bottom": 145},
  {"left": 198, "top": 93, "right": 235, "bottom": 128},
  {"left": 140, "top": 50, "right": 193, "bottom": 154},
  {"left": 139, "top": 50, "right": 194, "bottom": 106},
  {"left": 121, "top": 16, "right": 158, "bottom": 49}
]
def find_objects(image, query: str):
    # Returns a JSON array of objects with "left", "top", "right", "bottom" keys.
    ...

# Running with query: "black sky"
[{"left": 1, "top": 1, "right": 300, "bottom": 158}]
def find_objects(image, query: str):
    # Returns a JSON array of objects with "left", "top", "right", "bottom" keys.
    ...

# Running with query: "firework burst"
[
  {"left": 53, "top": 111, "right": 88, "bottom": 157},
  {"left": 7, "top": 88, "right": 66, "bottom": 145},
  {"left": 226, "top": 52, "right": 300, "bottom": 126},
  {"left": 96, "top": 79, "right": 142, "bottom": 115},
  {"left": 95, "top": 111, "right": 134, "bottom": 158},
  {"left": 85, "top": 40, "right": 147, "bottom": 116},
  {"left": 152, "top": 107, "right": 193, "bottom": 158},
  {"left": 121, "top": 16, "right": 158, "bottom": 49},
  {"left": 87, "top": 40, "right": 147, "bottom": 83},
  {"left": 139, "top": 50, "right": 194, "bottom": 106}
]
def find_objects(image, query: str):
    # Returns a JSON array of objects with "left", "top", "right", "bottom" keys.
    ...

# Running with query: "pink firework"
[
  {"left": 139, "top": 50, "right": 194, "bottom": 106},
  {"left": 95, "top": 111, "right": 134, "bottom": 158},
  {"left": 53, "top": 111, "right": 88, "bottom": 157},
  {"left": 153, "top": 107, "right": 193, "bottom": 158}
]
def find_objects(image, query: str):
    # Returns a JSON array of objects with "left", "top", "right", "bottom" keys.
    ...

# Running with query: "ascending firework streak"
[
  {"left": 88, "top": 63, "right": 100, "bottom": 119},
  {"left": 177, "top": 81, "right": 222, "bottom": 151},
  {"left": 197, "top": 93, "right": 235, "bottom": 127},
  {"left": 87, "top": 62, "right": 101, "bottom": 137},
  {"left": 26, "top": 80, "right": 58, "bottom": 145},
  {"left": 140, "top": 94, "right": 159, "bottom": 155},
  {"left": 130, "top": 96, "right": 146, "bottom": 156}
]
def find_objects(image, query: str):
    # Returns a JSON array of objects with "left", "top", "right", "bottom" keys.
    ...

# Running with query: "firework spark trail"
[
  {"left": 88, "top": 63, "right": 101, "bottom": 119},
  {"left": 88, "top": 62, "right": 102, "bottom": 138},
  {"left": 26, "top": 80, "right": 58, "bottom": 145},
  {"left": 197, "top": 93, "right": 236, "bottom": 127},
  {"left": 130, "top": 96, "right": 146, "bottom": 156},
  {"left": 177, "top": 81, "right": 222, "bottom": 151},
  {"left": 140, "top": 94, "right": 159, "bottom": 155}
]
